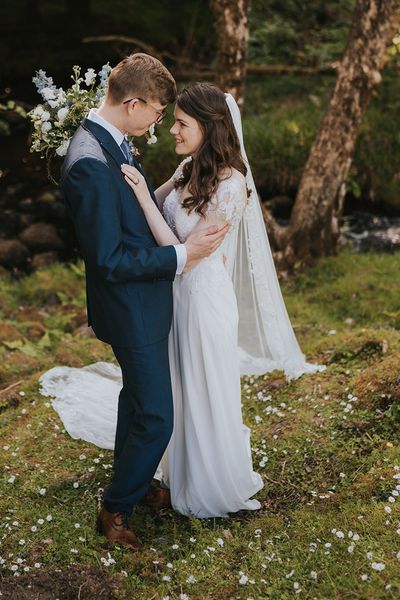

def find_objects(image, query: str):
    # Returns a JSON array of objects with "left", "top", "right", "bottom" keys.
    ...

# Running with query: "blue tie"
[{"left": 120, "top": 138, "right": 133, "bottom": 165}]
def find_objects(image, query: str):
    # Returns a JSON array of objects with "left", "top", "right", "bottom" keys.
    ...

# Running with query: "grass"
[{"left": 0, "top": 250, "right": 399, "bottom": 599}]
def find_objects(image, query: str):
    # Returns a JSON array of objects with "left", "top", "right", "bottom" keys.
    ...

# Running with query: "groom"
[{"left": 60, "top": 53, "right": 228, "bottom": 550}]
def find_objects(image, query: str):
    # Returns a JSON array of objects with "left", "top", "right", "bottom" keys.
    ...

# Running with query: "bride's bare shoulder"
[{"left": 219, "top": 166, "right": 246, "bottom": 186}]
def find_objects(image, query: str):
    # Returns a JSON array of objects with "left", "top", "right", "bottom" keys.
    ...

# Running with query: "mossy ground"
[{"left": 0, "top": 251, "right": 399, "bottom": 599}]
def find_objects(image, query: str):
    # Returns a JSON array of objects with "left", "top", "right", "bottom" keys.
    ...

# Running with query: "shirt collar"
[{"left": 87, "top": 108, "right": 126, "bottom": 147}]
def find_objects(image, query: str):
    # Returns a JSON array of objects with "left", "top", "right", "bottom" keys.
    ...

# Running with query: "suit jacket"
[{"left": 60, "top": 118, "right": 177, "bottom": 348}]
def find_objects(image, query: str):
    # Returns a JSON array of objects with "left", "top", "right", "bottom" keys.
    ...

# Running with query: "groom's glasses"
[{"left": 122, "top": 97, "right": 166, "bottom": 124}]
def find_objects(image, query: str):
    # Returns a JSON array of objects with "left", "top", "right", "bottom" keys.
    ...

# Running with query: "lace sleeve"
[
  {"left": 171, "top": 156, "right": 192, "bottom": 183},
  {"left": 206, "top": 174, "right": 247, "bottom": 229}
]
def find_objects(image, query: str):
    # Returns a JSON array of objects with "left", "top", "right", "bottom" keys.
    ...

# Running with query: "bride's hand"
[{"left": 121, "top": 164, "right": 150, "bottom": 203}]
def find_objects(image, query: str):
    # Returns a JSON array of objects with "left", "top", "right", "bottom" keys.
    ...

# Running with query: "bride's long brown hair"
[{"left": 174, "top": 82, "right": 248, "bottom": 216}]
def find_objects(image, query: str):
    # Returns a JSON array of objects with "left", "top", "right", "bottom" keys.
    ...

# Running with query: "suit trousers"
[{"left": 103, "top": 338, "right": 173, "bottom": 515}]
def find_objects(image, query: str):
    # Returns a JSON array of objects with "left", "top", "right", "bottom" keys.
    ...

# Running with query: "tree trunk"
[
  {"left": 210, "top": 0, "right": 251, "bottom": 109},
  {"left": 267, "top": 0, "right": 400, "bottom": 270}
]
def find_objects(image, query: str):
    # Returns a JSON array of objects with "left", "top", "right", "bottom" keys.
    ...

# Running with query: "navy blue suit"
[{"left": 61, "top": 118, "right": 176, "bottom": 514}]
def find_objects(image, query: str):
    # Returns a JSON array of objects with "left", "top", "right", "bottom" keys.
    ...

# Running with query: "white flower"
[
  {"left": 371, "top": 562, "right": 385, "bottom": 571},
  {"left": 239, "top": 574, "right": 248, "bottom": 584},
  {"left": 42, "top": 121, "right": 52, "bottom": 133},
  {"left": 186, "top": 575, "right": 197, "bottom": 584},
  {"left": 37, "top": 519, "right": 44, "bottom": 525},
  {"left": 98, "top": 63, "right": 112, "bottom": 87},
  {"left": 7, "top": 475, "right": 15, "bottom": 484},
  {"left": 171, "top": 544, "right": 179, "bottom": 549},
  {"left": 32, "top": 106, "right": 44, "bottom": 118},
  {"left": 57, "top": 107, "right": 69, "bottom": 122},
  {"left": 84, "top": 68, "right": 96, "bottom": 87},
  {"left": 46, "top": 514, "right": 53, "bottom": 522},
  {"left": 41, "top": 87, "right": 56, "bottom": 101},
  {"left": 286, "top": 570, "right": 295, "bottom": 578},
  {"left": 31, "top": 526, "right": 37, "bottom": 532},
  {"left": 310, "top": 571, "right": 317, "bottom": 579},
  {"left": 335, "top": 530, "right": 345, "bottom": 538},
  {"left": 146, "top": 123, "right": 157, "bottom": 145},
  {"left": 40, "top": 111, "right": 51, "bottom": 122},
  {"left": 161, "top": 575, "right": 171, "bottom": 582},
  {"left": 33, "top": 70, "right": 55, "bottom": 93},
  {"left": 360, "top": 574, "right": 368, "bottom": 581},
  {"left": 56, "top": 139, "right": 70, "bottom": 157},
  {"left": 396, "top": 551, "right": 400, "bottom": 560},
  {"left": 38, "top": 488, "right": 46, "bottom": 495}
]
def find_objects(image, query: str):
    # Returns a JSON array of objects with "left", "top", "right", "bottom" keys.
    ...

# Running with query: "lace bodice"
[{"left": 164, "top": 160, "right": 247, "bottom": 253}]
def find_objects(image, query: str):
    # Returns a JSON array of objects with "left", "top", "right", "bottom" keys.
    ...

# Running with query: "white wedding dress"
[
  {"left": 39, "top": 169, "right": 264, "bottom": 518},
  {"left": 159, "top": 168, "right": 264, "bottom": 517}
]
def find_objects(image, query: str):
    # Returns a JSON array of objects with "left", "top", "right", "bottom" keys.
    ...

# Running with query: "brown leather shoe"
[
  {"left": 96, "top": 506, "right": 142, "bottom": 551},
  {"left": 141, "top": 483, "right": 172, "bottom": 510}
]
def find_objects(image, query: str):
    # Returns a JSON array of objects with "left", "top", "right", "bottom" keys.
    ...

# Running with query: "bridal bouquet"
[{"left": 28, "top": 63, "right": 157, "bottom": 183}]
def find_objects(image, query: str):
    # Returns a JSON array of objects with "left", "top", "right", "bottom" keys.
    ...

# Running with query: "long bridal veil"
[{"left": 224, "top": 93, "right": 325, "bottom": 379}]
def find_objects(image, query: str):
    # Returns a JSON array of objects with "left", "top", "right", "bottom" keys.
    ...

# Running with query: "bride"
[{"left": 40, "top": 82, "right": 324, "bottom": 520}]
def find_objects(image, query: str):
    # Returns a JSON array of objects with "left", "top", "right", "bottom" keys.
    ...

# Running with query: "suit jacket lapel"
[
  {"left": 82, "top": 118, "right": 158, "bottom": 206},
  {"left": 82, "top": 118, "right": 126, "bottom": 168}
]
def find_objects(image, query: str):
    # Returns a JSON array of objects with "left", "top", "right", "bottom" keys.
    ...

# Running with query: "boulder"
[
  {"left": 18, "top": 222, "right": 63, "bottom": 252},
  {"left": 0, "top": 239, "right": 30, "bottom": 268},
  {"left": 31, "top": 251, "right": 59, "bottom": 270}
]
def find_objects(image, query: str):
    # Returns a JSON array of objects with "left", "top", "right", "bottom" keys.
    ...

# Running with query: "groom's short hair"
[{"left": 107, "top": 53, "right": 176, "bottom": 105}]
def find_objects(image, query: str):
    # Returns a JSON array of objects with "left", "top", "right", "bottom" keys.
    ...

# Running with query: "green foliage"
[
  {"left": 353, "top": 73, "right": 400, "bottom": 212},
  {"left": 249, "top": 0, "right": 356, "bottom": 65}
]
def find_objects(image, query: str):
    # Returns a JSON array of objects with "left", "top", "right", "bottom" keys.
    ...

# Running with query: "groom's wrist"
[{"left": 174, "top": 244, "right": 187, "bottom": 275}]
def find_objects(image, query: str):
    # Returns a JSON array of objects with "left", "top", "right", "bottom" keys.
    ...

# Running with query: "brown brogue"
[
  {"left": 141, "top": 483, "right": 172, "bottom": 510},
  {"left": 96, "top": 506, "right": 142, "bottom": 551}
]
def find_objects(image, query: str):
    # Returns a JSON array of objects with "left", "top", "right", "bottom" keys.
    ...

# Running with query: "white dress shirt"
[{"left": 86, "top": 108, "right": 187, "bottom": 275}]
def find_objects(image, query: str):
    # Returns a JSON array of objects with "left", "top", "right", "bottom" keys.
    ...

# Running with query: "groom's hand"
[{"left": 183, "top": 224, "right": 229, "bottom": 272}]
